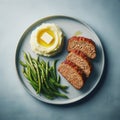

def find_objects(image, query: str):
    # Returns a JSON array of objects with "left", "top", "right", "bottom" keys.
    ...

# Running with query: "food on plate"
[
  {"left": 66, "top": 50, "right": 92, "bottom": 77},
  {"left": 20, "top": 52, "right": 68, "bottom": 99},
  {"left": 58, "top": 60, "right": 86, "bottom": 89},
  {"left": 30, "top": 23, "right": 63, "bottom": 56},
  {"left": 67, "top": 36, "right": 96, "bottom": 59},
  {"left": 58, "top": 36, "right": 97, "bottom": 89}
]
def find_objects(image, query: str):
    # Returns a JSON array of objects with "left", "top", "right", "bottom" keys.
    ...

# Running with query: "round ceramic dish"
[{"left": 15, "top": 15, "right": 105, "bottom": 105}]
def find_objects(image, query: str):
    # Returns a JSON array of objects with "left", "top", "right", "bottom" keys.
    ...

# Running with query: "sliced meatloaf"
[
  {"left": 67, "top": 36, "right": 96, "bottom": 59},
  {"left": 66, "top": 50, "right": 92, "bottom": 77},
  {"left": 58, "top": 60, "right": 86, "bottom": 89}
]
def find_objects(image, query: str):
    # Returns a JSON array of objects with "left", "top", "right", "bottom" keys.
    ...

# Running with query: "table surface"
[{"left": 0, "top": 0, "right": 120, "bottom": 120}]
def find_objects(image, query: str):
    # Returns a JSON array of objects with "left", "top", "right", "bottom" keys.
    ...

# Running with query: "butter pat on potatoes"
[{"left": 41, "top": 32, "right": 53, "bottom": 44}]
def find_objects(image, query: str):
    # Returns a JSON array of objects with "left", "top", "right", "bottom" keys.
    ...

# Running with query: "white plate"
[{"left": 15, "top": 15, "right": 105, "bottom": 105}]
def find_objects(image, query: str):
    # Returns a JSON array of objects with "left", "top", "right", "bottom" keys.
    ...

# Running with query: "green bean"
[
  {"left": 20, "top": 52, "right": 69, "bottom": 99},
  {"left": 24, "top": 53, "right": 36, "bottom": 76},
  {"left": 49, "top": 78, "right": 68, "bottom": 93},
  {"left": 24, "top": 68, "right": 38, "bottom": 85},
  {"left": 40, "top": 59, "right": 46, "bottom": 69},
  {"left": 47, "top": 78, "right": 58, "bottom": 92},
  {"left": 19, "top": 60, "right": 27, "bottom": 67},
  {"left": 45, "top": 61, "right": 49, "bottom": 81},
  {"left": 22, "top": 62, "right": 38, "bottom": 89},
  {"left": 52, "top": 60, "right": 58, "bottom": 80},
  {"left": 50, "top": 78, "right": 68, "bottom": 89},
  {"left": 43, "top": 94, "right": 54, "bottom": 100},
  {"left": 40, "top": 73, "right": 44, "bottom": 84},
  {"left": 41, "top": 88, "right": 54, "bottom": 100},
  {"left": 53, "top": 92, "right": 68, "bottom": 99},
  {"left": 41, "top": 68, "right": 49, "bottom": 89},
  {"left": 49, "top": 67, "right": 56, "bottom": 80},
  {"left": 36, "top": 56, "right": 39, "bottom": 62},
  {"left": 23, "top": 52, "right": 29, "bottom": 62},
  {"left": 42, "top": 81, "right": 67, "bottom": 99},
  {"left": 23, "top": 72, "right": 30, "bottom": 80},
  {"left": 29, "top": 68, "right": 37, "bottom": 82},
  {"left": 57, "top": 75, "right": 61, "bottom": 83},
  {"left": 45, "top": 62, "right": 58, "bottom": 92},
  {"left": 30, "top": 82, "right": 38, "bottom": 92},
  {"left": 41, "top": 84, "right": 54, "bottom": 97},
  {"left": 27, "top": 53, "right": 33, "bottom": 65},
  {"left": 23, "top": 71, "right": 38, "bottom": 89},
  {"left": 33, "top": 60, "right": 41, "bottom": 94}
]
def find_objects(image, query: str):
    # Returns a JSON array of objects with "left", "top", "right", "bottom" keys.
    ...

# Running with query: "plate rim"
[{"left": 15, "top": 15, "right": 105, "bottom": 105}]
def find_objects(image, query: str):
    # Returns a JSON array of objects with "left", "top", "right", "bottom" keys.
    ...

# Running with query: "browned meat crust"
[
  {"left": 67, "top": 36, "right": 96, "bottom": 59},
  {"left": 66, "top": 50, "right": 92, "bottom": 77},
  {"left": 58, "top": 60, "right": 86, "bottom": 89}
]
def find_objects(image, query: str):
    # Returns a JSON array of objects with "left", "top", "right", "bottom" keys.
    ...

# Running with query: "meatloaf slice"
[
  {"left": 58, "top": 60, "right": 85, "bottom": 89},
  {"left": 66, "top": 50, "right": 92, "bottom": 77},
  {"left": 67, "top": 36, "right": 96, "bottom": 59}
]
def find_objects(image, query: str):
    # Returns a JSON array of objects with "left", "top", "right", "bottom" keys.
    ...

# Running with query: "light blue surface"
[{"left": 0, "top": 0, "right": 120, "bottom": 120}]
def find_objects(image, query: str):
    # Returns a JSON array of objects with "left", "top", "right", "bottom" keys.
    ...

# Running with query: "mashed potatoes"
[{"left": 30, "top": 23, "right": 63, "bottom": 56}]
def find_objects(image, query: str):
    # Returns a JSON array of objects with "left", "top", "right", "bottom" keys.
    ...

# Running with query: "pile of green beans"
[{"left": 20, "top": 52, "right": 68, "bottom": 99}]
